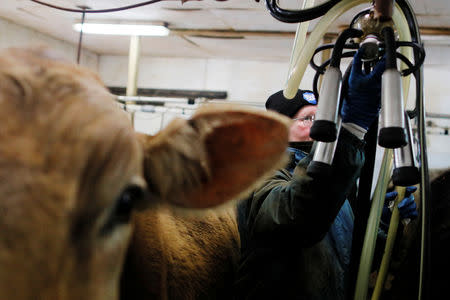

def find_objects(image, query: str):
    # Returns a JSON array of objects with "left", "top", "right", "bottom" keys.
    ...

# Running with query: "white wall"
[
  {"left": 99, "top": 55, "right": 317, "bottom": 103},
  {"left": 0, "top": 17, "right": 98, "bottom": 71},
  {"left": 99, "top": 44, "right": 450, "bottom": 110},
  {"left": 420, "top": 43, "right": 450, "bottom": 169},
  {"left": 3, "top": 16, "right": 444, "bottom": 169},
  {"left": 1, "top": 13, "right": 448, "bottom": 170},
  {"left": 100, "top": 42, "right": 450, "bottom": 169}
]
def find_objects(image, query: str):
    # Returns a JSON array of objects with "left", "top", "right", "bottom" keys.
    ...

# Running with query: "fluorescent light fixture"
[{"left": 73, "top": 23, "right": 170, "bottom": 36}]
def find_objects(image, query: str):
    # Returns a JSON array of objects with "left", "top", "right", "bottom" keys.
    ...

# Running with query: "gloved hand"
[
  {"left": 340, "top": 49, "right": 386, "bottom": 130},
  {"left": 381, "top": 186, "right": 418, "bottom": 228}
]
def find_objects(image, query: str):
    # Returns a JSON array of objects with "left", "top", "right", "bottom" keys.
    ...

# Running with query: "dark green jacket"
[{"left": 235, "top": 128, "right": 365, "bottom": 300}]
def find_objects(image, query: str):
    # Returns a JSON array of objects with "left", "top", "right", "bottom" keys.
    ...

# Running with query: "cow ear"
[{"left": 137, "top": 104, "right": 290, "bottom": 208}]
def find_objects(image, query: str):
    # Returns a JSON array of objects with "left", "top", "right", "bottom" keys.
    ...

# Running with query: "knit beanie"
[{"left": 265, "top": 89, "right": 317, "bottom": 118}]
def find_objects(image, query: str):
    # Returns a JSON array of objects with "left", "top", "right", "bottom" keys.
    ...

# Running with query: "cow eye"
[
  {"left": 115, "top": 185, "right": 145, "bottom": 219},
  {"left": 100, "top": 185, "right": 146, "bottom": 235}
]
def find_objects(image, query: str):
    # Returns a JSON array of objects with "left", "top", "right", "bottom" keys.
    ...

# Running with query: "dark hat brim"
[{"left": 265, "top": 89, "right": 317, "bottom": 118}]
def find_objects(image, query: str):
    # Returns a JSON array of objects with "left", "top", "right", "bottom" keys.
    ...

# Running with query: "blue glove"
[
  {"left": 381, "top": 186, "right": 418, "bottom": 227},
  {"left": 341, "top": 49, "right": 386, "bottom": 130}
]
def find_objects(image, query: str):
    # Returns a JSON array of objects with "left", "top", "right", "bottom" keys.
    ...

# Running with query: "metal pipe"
[
  {"left": 126, "top": 35, "right": 141, "bottom": 128},
  {"left": 374, "top": 0, "right": 394, "bottom": 20},
  {"left": 116, "top": 95, "right": 264, "bottom": 108},
  {"left": 307, "top": 119, "right": 342, "bottom": 178},
  {"left": 378, "top": 27, "right": 408, "bottom": 149},
  {"left": 426, "top": 112, "right": 450, "bottom": 119},
  {"left": 392, "top": 112, "right": 420, "bottom": 186},
  {"left": 309, "top": 28, "right": 361, "bottom": 142},
  {"left": 378, "top": 68, "right": 407, "bottom": 148},
  {"left": 126, "top": 35, "right": 141, "bottom": 97},
  {"left": 117, "top": 95, "right": 196, "bottom": 104},
  {"left": 310, "top": 66, "right": 342, "bottom": 142},
  {"left": 76, "top": 8, "right": 87, "bottom": 64}
]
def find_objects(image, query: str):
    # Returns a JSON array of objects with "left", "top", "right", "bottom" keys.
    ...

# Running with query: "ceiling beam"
[
  {"left": 169, "top": 26, "right": 450, "bottom": 40},
  {"left": 169, "top": 28, "right": 338, "bottom": 39},
  {"left": 336, "top": 25, "right": 450, "bottom": 36},
  {"left": 420, "top": 27, "right": 450, "bottom": 36}
]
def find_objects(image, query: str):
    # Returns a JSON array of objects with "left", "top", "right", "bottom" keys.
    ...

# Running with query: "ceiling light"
[{"left": 73, "top": 23, "right": 170, "bottom": 36}]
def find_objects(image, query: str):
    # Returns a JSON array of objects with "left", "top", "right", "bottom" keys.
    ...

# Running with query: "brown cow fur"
[
  {"left": 0, "top": 47, "right": 143, "bottom": 300},
  {"left": 0, "top": 47, "right": 290, "bottom": 300},
  {"left": 121, "top": 105, "right": 290, "bottom": 300},
  {"left": 121, "top": 205, "right": 239, "bottom": 300},
  {"left": 138, "top": 105, "right": 290, "bottom": 209}
]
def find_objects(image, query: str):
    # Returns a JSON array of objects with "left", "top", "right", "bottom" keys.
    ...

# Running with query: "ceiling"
[{"left": 1, "top": 0, "right": 450, "bottom": 60}]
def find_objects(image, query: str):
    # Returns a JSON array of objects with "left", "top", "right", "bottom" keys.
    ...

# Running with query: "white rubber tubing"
[
  {"left": 371, "top": 186, "right": 407, "bottom": 300},
  {"left": 286, "top": 0, "right": 316, "bottom": 78},
  {"left": 283, "top": 0, "right": 369, "bottom": 99},
  {"left": 353, "top": 4, "right": 413, "bottom": 300}
]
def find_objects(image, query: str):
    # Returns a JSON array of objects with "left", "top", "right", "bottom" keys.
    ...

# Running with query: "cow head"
[{"left": 0, "top": 47, "right": 289, "bottom": 300}]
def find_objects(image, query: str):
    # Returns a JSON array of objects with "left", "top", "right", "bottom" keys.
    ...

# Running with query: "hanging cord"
[
  {"left": 265, "top": 0, "right": 342, "bottom": 23},
  {"left": 76, "top": 8, "right": 87, "bottom": 64},
  {"left": 30, "top": 0, "right": 163, "bottom": 13},
  {"left": 30, "top": 0, "right": 166, "bottom": 63}
]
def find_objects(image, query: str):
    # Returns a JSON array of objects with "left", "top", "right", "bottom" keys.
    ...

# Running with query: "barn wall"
[
  {"left": 98, "top": 44, "right": 450, "bottom": 113},
  {"left": 418, "top": 43, "right": 450, "bottom": 169},
  {"left": 0, "top": 15, "right": 448, "bottom": 169},
  {"left": 99, "top": 42, "right": 450, "bottom": 169},
  {"left": 99, "top": 55, "right": 316, "bottom": 103},
  {"left": 0, "top": 17, "right": 98, "bottom": 71}
]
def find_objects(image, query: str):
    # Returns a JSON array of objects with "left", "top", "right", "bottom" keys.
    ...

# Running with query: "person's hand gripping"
[{"left": 341, "top": 49, "right": 386, "bottom": 130}]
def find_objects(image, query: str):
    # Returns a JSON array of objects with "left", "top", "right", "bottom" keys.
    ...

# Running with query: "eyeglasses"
[{"left": 293, "top": 115, "right": 315, "bottom": 126}]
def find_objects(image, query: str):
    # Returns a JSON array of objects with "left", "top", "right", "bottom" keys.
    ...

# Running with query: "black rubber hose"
[
  {"left": 382, "top": 26, "right": 397, "bottom": 69},
  {"left": 395, "top": 52, "right": 415, "bottom": 75},
  {"left": 395, "top": 1, "right": 431, "bottom": 299},
  {"left": 265, "top": 0, "right": 342, "bottom": 23},
  {"left": 396, "top": 41, "right": 426, "bottom": 76},
  {"left": 312, "top": 70, "right": 321, "bottom": 100},
  {"left": 312, "top": 51, "right": 357, "bottom": 98},
  {"left": 30, "top": 0, "right": 162, "bottom": 13},
  {"left": 330, "top": 28, "right": 362, "bottom": 68},
  {"left": 378, "top": 41, "right": 425, "bottom": 76},
  {"left": 310, "top": 43, "right": 359, "bottom": 72}
]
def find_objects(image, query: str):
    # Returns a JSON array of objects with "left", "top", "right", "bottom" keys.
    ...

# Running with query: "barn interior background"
[{"left": 0, "top": 0, "right": 449, "bottom": 169}]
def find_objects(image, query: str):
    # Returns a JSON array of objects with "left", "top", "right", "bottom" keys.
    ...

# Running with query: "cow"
[{"left": 0, "top": 47, "right": 290, "bottom": 300}]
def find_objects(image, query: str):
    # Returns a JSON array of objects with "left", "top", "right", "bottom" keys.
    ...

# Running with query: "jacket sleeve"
[{"left": 246, "top": 127, "right": 365, "bottom": 247}]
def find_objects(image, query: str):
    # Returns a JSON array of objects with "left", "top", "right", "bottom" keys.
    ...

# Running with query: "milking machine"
[
  {"left": 392, "top": 110, "right": 420, "bottom": 186},
  {"left": 265, "top": 0, "right": 429, "bottom": 299},
  {"left": 309, "top": 27, "right": 362, "bottom": 143}
]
